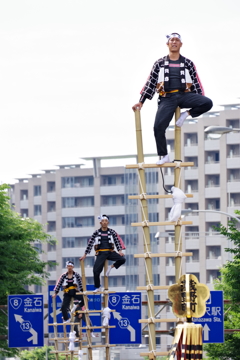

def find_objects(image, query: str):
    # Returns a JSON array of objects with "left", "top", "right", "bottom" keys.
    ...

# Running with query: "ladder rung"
[
  {"left": 134, "top": 252, "right": 193, "bottom": 258},
  {"left": 128, "top": 194, "right": 193, "bottom": 199},
  {"left": 139, "top": 318, "right": 180, "bottom": 323},
  {"left": 140, "top": 351, "right": 169, "bottom": 358},
  {"left": 126, "top": 162, "right": 194, "bottom": 169},
  {"left": 136, "top": 285, "right": 170, "bottom": 290},
  {"left": 131, "top": 221, "right": 192, "bottom": 227}
]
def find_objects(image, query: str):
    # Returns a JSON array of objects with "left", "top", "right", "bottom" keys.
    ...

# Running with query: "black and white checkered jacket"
[
  {"left": 54, "top": 271, "right": 83, "bottom": 294},
  {"left": 139, "top": 55, "right": 204, "bottom": 103},
  {"left": 85, "top": 228, "right": 123, "bottom": 255}
]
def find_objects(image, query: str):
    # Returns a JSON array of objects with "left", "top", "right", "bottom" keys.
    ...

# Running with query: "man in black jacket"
[
  {"left": 132, "top": 32, "right": 212, "bottom": 165},
  {"left": 80, "top": 215, "right": 125, "bottom": 293},
  {"left": 52, "top": 260, "right": 84, "bottom": 323}
]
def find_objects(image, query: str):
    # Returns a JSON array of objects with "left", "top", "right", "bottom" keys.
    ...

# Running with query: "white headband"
[
  {"left": 166, "top": 33, "right": 182, "bottom": 42},
  {"left": 98, "top": 215, "right": 109, "bottom": 221},
  {"left": 66, "top": 261, "right": 74, "bottom": 267}
]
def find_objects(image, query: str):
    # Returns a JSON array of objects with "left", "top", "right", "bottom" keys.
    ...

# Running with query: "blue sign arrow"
[
  {"left": 193, "top": 290, "right": 224, "bottom": 343},
  {"left": 8, "top": 295, "right": 44, "bottom": 348},
  {"left": 108, "top": 292, "right": 141, "bottom": 344}
]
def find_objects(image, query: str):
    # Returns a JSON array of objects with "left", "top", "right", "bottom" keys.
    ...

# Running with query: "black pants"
[
  {"left": 74, "top": 314, "right": 93, "bottom": 337},
  {"left": 154, "top": 92, "right": 213, "bottom": 155},
  {"left": 93, "top": 251, "right": 126, "bottom": 288},
  {"left": 61, "top": 291, "right": 84, "bottom": 321}
]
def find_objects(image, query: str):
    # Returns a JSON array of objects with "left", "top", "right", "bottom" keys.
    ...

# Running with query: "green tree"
[
  {"left": 204, "top": 212, "right": 240, "bottom": 360},
  {"left": 0, "top": 184, "right": 54, "bottom": 358},
  {"left": 19, "top": 346, "right": 66, "bottom": 360}
]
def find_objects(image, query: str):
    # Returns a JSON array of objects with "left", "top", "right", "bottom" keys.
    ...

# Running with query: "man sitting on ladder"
[
  {"left": 80, "top": 215, "right": 126, "bottom": 293},
  {"left": 132, "top": 32, "right": 213, "bottom": 165}
]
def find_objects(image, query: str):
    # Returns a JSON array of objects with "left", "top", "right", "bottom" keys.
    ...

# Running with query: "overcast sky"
[{"left": 1, "top": 0, "right": 240, "bottom": 184}]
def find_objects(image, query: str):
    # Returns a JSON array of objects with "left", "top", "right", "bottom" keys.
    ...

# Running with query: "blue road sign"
[
  {"left": 48, "top": 285, "right": 101, "bottom": 335},
  {"left": 193, "top": 290, "right": 224, "bottom": 343},
  {"left": 8, "top": 294, "right": 44, "bottom": 348},
  {"left": 108, "top": 292, "right": 141, "bottom": 344}
]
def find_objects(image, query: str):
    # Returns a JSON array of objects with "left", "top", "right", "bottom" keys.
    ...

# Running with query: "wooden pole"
[
  {"left": 52, "top": 297, "right": 59, "bottom": 360},
  {"left": 174, "top": 107, "right": 182, "bottom": 282},
  {"left": 80, "top": 259, "right": 93, "bottom": 360},
  {"left": 134, "top": 109, "right": 156, "bottom": 355},
  {"left": 104, "top": 260, "right": 110, "bottom": 360}
]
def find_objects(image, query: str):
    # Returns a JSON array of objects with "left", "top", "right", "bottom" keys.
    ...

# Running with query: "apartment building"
[{"left": 9, "top": 103, "right": 240, "bottom": 354}]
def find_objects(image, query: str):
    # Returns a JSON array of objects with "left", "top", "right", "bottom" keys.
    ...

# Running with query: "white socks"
[
  {"left": 93, "top": 286, "right": 102, "bottom": 293},
  {"left": 156, "top": 154, "right": 170, "bottom": 165},
  {"left": 176, "top": 111, "right": 189, "bottom": 127},
  {"left": 106, "top": 265, "right": 113, "bottom": 277}
]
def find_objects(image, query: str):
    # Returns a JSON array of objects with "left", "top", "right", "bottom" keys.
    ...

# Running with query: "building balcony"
[
  {"left": 227, "top": 206, "right": 240, "bottom": 215},
  {"left": 185, "top": 238, "right": 199, "bottom": 249},
  {"left": 47, "top": 192, "right": 56, "bottom": 201},
  {"left": 183, "top": 215, "right": 199, "bottom": 226},
  {"left": 226, "top": 132, "right": 240, "bottom": 144},
  {"left": 62, "top": 227, "right": 95, "bottom": 237},
  {"left": 227, "top": 157, "right": 240, "bottom": 169},
  {"left": 61, "top": 187, "right": 94, "bottom": 197},
  {"left": 20, "top": 200, "right": 28, "bottom": 209},
  {"left": 206, "top": 233, "right": 223, "bottom": 246},
  {"left": 62, "top": 207, "right": 95, "bottom": 217},
  {"left": 227, "top": 181, "right": 240, "bottom": 192},
  {"left": 48, "top": 271, "right": 57, "bottom": 281},
  {"left": 185, "top": 193, "right": 199, "bottom": 203},
  {"left": 206, "top": 258, "right": 222, "bottom": 270},
  {"left": 166, "top": 265, "right": 175, "bottom": 276},
  {"left": 113, "top": 225, "right": 125, "bottom": 234},
  {"left": 184, "top": 145, "right": 198, "bottom": 157},
  {"left": 100, "top": 185, "right": 125, "bottom": 195},
  {"left": 185, "top": 262, "right": 200, "bottom": 273},
  {"left": 33, "top": 196, "right": 42, "bottom": 205},
  {"left": 47, "top": 251, "right": 57, "bottom": 260},
  {"left": 47, "top": 212, "right": 56, "bottom": 221},
  {"left": 205, "top": 211, "right": 222, "bottom": 222},
  {"left": 100, "top": 205, "right": 125, "bottom": 215},
  {"left": 165, "top": 243, "right": 175, "bottom": 253},
  {"left": 205, "top": 163, "right": 220, "bottom": 174},
  {"left": 205, "top": 186, "right": 220, "bottom": 197},
  {"left": 34, "top": 215, "right": 42, "bottom": 223},
  {"left": 184, "top": 169, "right": 199, "bottom": 180},
  {"left": 204, "top": 139, "right": 220, "bottom": 150},
  {"left": 164, "top": 175, "right": 174, "bottom": 185}
]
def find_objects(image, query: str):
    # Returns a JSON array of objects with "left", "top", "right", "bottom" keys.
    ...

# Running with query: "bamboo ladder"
[
  {"left": 125, "top": 108, "right": 194, "bottom": 360},
  {"left": 50, "top": 259, "right": 117, "bottom": 360}
]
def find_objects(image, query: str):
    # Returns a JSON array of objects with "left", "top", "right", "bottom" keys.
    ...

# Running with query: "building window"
[
  {"left": 21, "top": 209, "right": 28, "bottom": 218},
  {"left": 48, "top": 221, "right": 56, "bottom": 232},
  {"left": 149, "top": 213, "right": 159, "bottom": 222},
  {"left": 124, "top": 234, "right": 138, "bottom": 246},
  {"left": 62, "top": 237, "right": 89, "bottom": 248},
  {"left": 227, "top": 145, "right": 240, "bottom": 158},
  {"left": 101, "top": 195, "right": 124, "bottom": 206},
  {"left": 48, "top": 261, "right": 57, "bottom": 271},
  {"left": 229, "top": 193, "right": 240, "bottom": 206},
  {"left": 205, "top": 175, "right": 220, "bottom": 187},
  {"left": 125, "top": 255, "right": 138, "bottom": 266},
  {"left": 167, "top": 139, "right": 175, "bottom": 152},
  {"left": 185, "top": 226, "right": 199, "bottom": 237},
  {"left": 62, "top": 217, "right": 94, "bottom": 228},
  {"left": 184, "top": 203, "right": 199, "bottom": 211},
  {"left": 184, "top": 133, "right": 198, "bottom": 146},
  {"left": 207, "top": 270, "right": 221, "bottom": 283},
  {"left": 145, "top": 171, "right": 159, "bottom": 184},
  {"left": 125, "top": 214, "right": 138, "bottom": 225},
  {"left": 206, "top": 198, "right": 220, "bottom": 210},
  {"left": 34, "top": 242, "right": 42, "bottom": 253},
  {"left": 226, "top": 119, "right": 240, "bottom": 128},
  {"left": 206, "top": 222, "right": 220, "bottom": 234},
  {"left": 34, "top": 205, "right": 42, "bottom": 216},
  {"left": 205, "top": 151, "right": 219, "bottom": 163},
  {"left": 166, "top": 257, "right": 175, "bottom": 266},
  {"left": 34, "top": 185, "right": 41, "bottom": 196},
  {"left": 62, "top": 176, "right": 94, "bottom": 188},
  {"left": 48, "top": 241, "right": 56, "bottom": 251},
  {"left": 207, "top": 246, "right": 221, "bottom": 259},
  {"left": 101, "top": 175, "right": 124, "bottom": 186},
  {"left": 109, "top": 215, "right": 125, "bottom": 226},
  {"left": 184, "top": 156, "right": 198, "bottom": 168},
  {"left": 153, "top": 274, "right": 160, "bottom": 284},
  {"left": 47, "top": 182, "right": 55, "bottom": 192},
  {"left": 34, "top": 285, "right": 42, "bottom": 293},
  {"left": 186, "top": 250, "right": 199, "bottom": 263},
  {"left": 228, "top": 169, "right": 240, "bottom": 182},
  {"left": 20, "top": 190, "right": 28, "bottom": 200},
  {"left": 62, "top": 197, "right": 94, "bottom": 208},
  {"left": 185, "top": 180, "right": 198, "bottom": 193},
  {"left": 166, "top": 276, "right": 175, "bottom": 285},
  {"left": 47, "top": 201, "right": 56, "bottom": 212}
]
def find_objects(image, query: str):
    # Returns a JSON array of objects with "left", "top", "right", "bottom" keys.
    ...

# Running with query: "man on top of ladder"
[
  {"left": 132, "top": 32, "right": 213, "bottom": 165},
  {"left": 80, "top": 215, "right": 126, "bottom": 293}
]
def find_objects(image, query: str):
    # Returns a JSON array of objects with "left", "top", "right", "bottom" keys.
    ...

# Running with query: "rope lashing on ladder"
[
  {"left": 139, "top": 193, "right": 147, "bottom": 199},
  {"left": 146, "top": 284, "right": 154, "bottom": 291},
  {"left": 141, "top": 220, "right": 149, "bottom": 227},
  {"left": 144, "top": 252, "right": 152, "bottom": 258},
  {"left": 174, "top": 161, "right": 182, "bottom": 168},
  {"left": 148, "top": 317, "right": 156, "bottom": 323},
  {"left": 175, "top": 251, "right": 183, "bottom": 257},
  {"left": 138, "top": 162, "right": 145, "bottom": 170}
]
